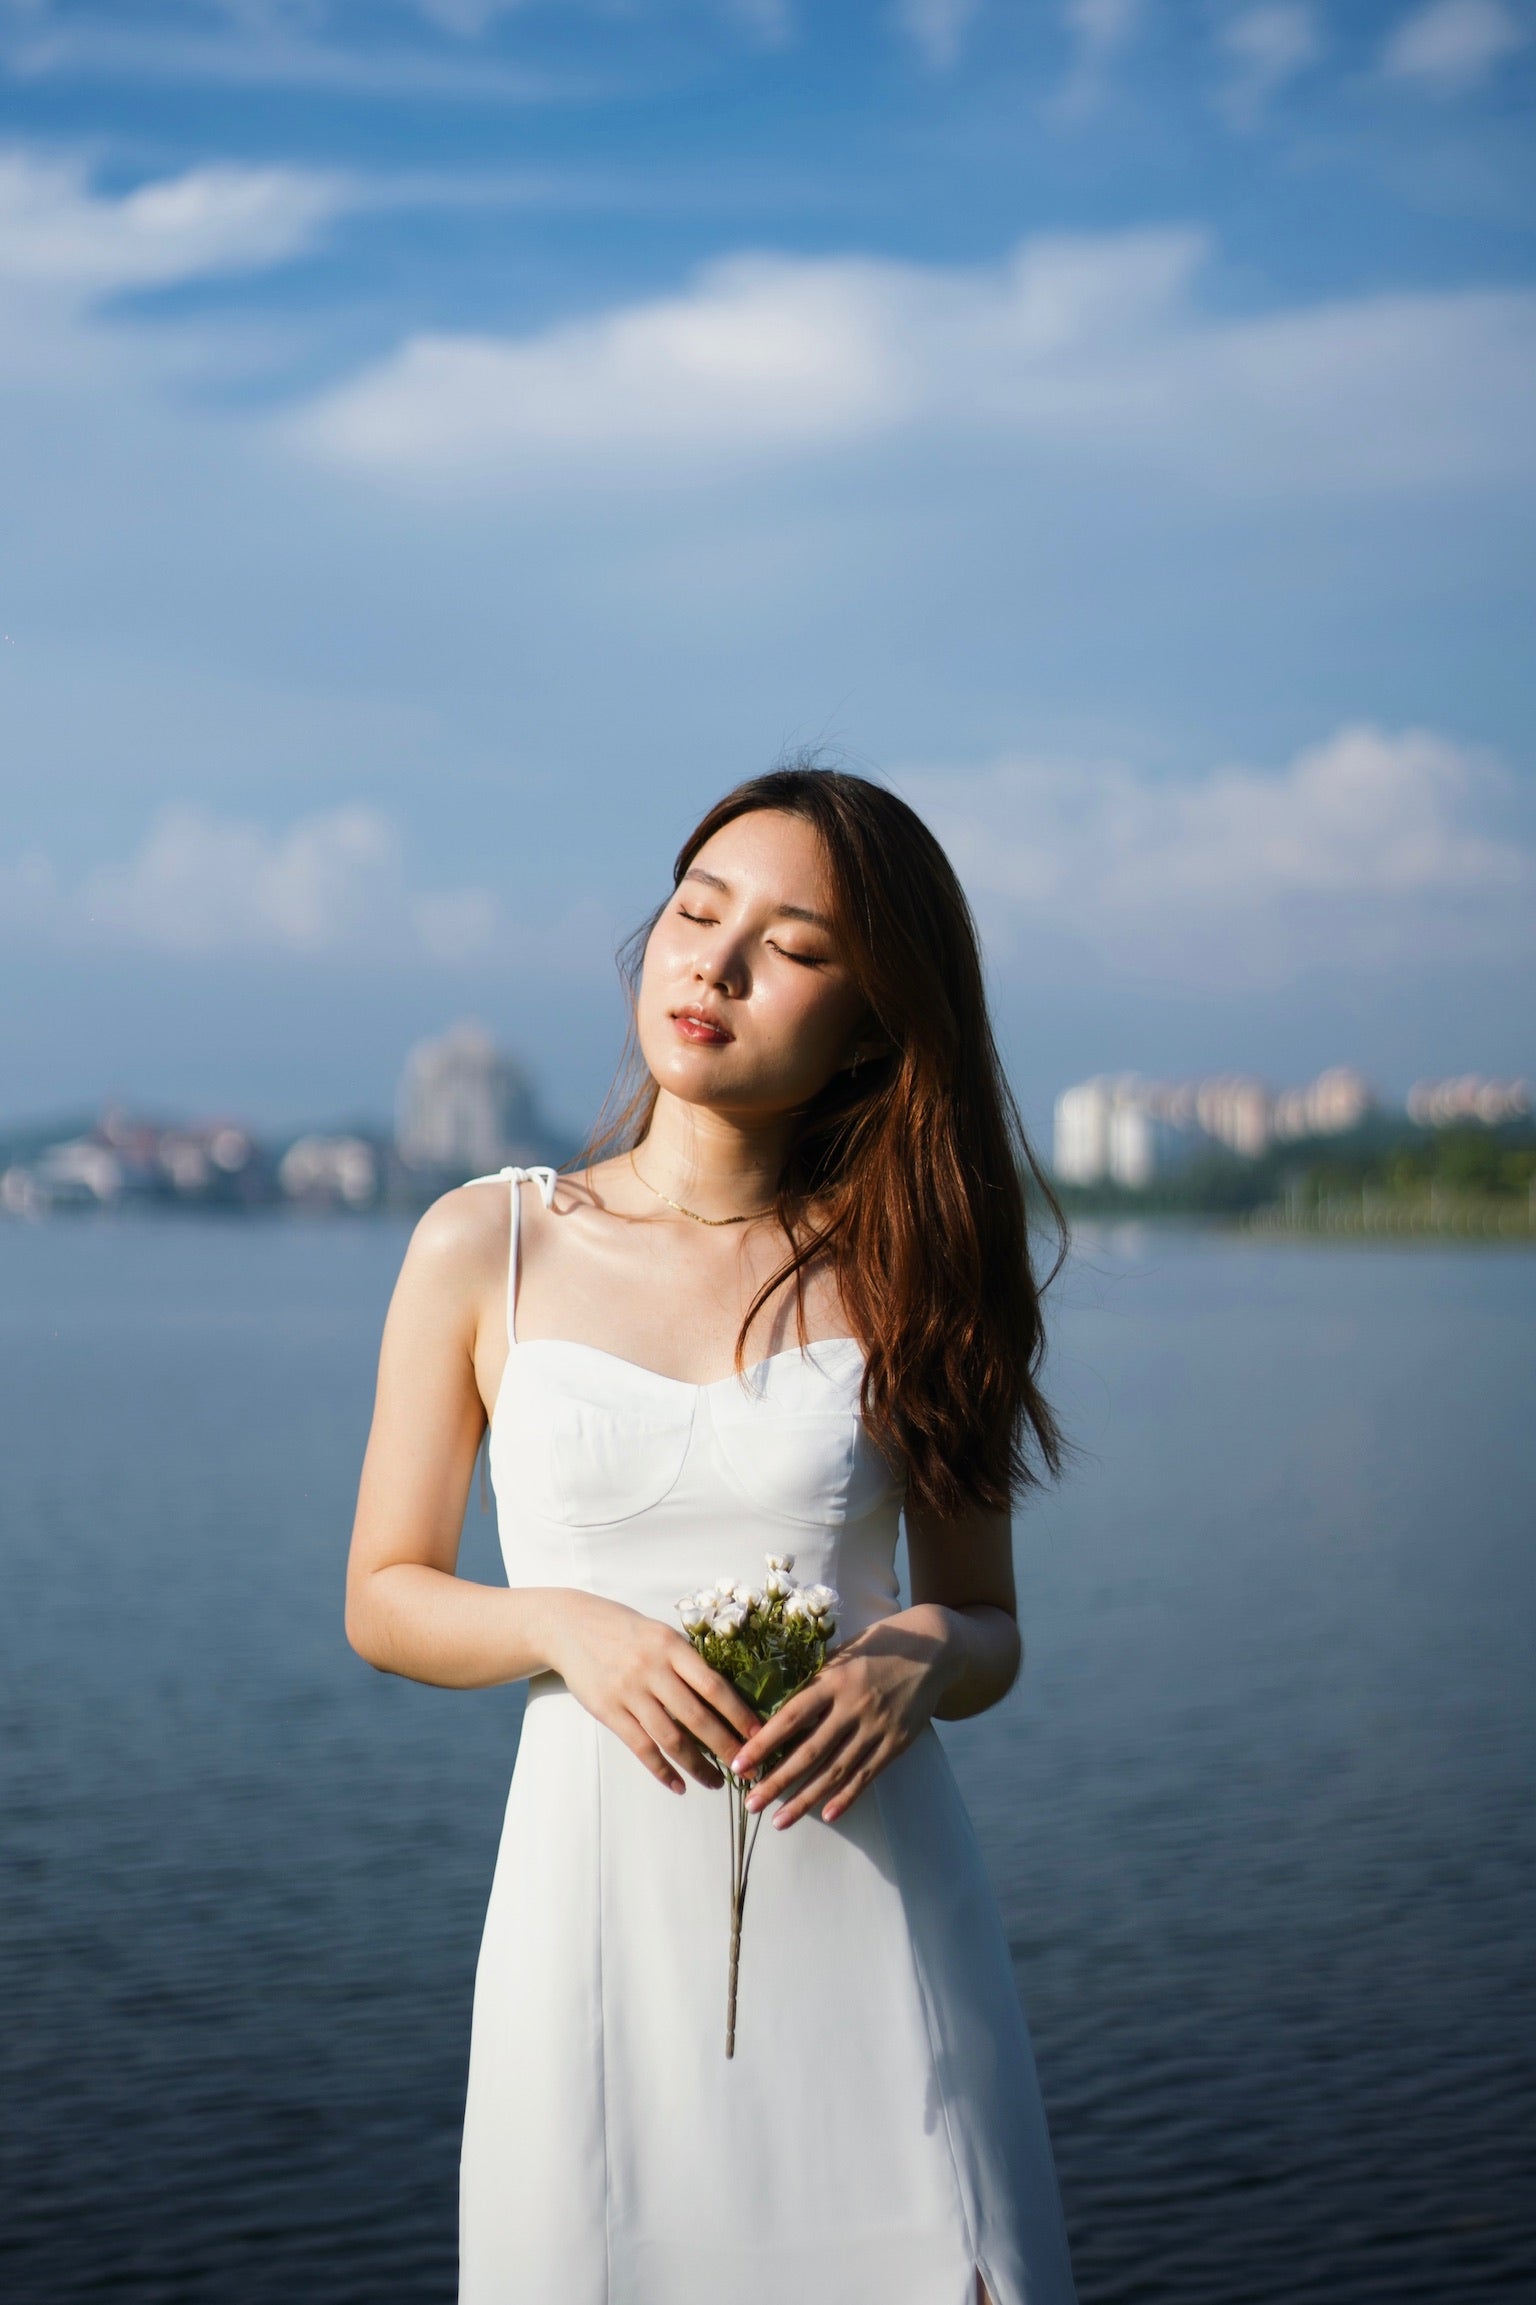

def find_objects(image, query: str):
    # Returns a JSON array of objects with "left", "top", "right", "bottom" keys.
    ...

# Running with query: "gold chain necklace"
[{"left": 629, "top": 1152, "right": 774, "bottom": 1227}]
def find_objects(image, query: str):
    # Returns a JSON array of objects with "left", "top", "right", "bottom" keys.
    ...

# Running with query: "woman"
[{"left": 346, "top": 766, "right": 1078, "bottom": 2305}]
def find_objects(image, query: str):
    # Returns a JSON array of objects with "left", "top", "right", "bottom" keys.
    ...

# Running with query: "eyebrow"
[{"left": 681, "top": 865, "right": 834, "bottom": 935}]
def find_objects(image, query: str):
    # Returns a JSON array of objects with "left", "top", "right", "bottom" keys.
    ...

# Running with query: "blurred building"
[
  {"left": 7, "top": 1138, "right": 126, "bottom": 1211},
  {"left": 1053, "top": 1077, "right": 1118, "bottom": 1185},
  {"left": 1106, "top": 1098, "right": 1182, "bottom": 1190},
  {"left": 1272, "top": 1066, "right": 1377, "bottom": 1141},
  {"left": 395, "top": 1022, "right": 545, "bottom": 1182},
  {"left": 0, "top": 1106, "right": 271, "bottom": 1214},
  {"left": 1193, "top": 1076, "right": 1272, "bottom": 1159},
  {"left": 1054, "top": 1076, "right": 1202, "bottom": 1188},
  {"left": 1406, "top": 1075, "right": 1532, "bottom": 1127},
  {"left": 279, "top": 1135, "right": 379, "bottom": 1208},
  {"left": 1054, "top": 1063, "right": 1383, "bottom": 1187}
]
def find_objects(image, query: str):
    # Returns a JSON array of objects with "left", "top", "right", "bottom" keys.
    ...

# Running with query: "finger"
[
  {"left": 819, "top": 1749, "right": 886, "bottom": 1825},
  {"left": 660, "top": 1677, "right": 746, "bottom": 1773},
  {"left": 633, "top": 1694, "right": 718, "bottom": 1789},
  {"left": 673, "top": 1647, "right": 761, "bottom": 1745},
  {"left": 612, "top": 1710, "right": 685, "bottom": 1795},
  {"left": 731, "top": 1685, "right": 833, "bottom": 1780},
  {"left": 776, "top": 1736, "right": 882, "bottom": 1830},
  {"left": 737, "top": 1692, "right": 837, "bottom": 1789},
  {"left": 747, "top": 1717, "right": 857, "bottom": 1815},
  {"left": 634, "top": 1693, "right": 716, "bottom": 1786}
]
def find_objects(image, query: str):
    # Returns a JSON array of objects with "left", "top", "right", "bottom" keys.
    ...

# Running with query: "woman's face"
[{"left": 636, "top": 809, "right": 870, "bottom": 1120}]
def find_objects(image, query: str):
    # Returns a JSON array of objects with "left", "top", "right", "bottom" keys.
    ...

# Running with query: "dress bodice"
[{"left": 473, "top": 1168, "right": 906, "bottom": 1638}]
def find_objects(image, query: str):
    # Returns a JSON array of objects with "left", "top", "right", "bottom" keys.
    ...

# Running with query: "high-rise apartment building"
[
  {"left": 1405, "top": 1076, "right": 1531, "bottom": 1127},
  {"left": 1053, "top": 1076, "right": 1193, "bottom": 1188},
  {"left": 1193, "top": 1076, "right": 1272, "bottom": 1159},
  {"left": 1272, "top": 1066, "right": 1376, "bottom": 1141},
  {"left": 1054, "top": 1065, "right": 1381, "bottom": 1186},
  {"left": 396, "top": 1022, "right": 542, "bottom": 1180},
  {"left": 1052, "top": 1077, "right": 1117, "bottom": 1185}
]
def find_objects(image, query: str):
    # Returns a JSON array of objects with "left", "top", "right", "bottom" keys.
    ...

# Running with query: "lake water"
[{"left": 1, "top": 1217, "right": 1533, "bottom": 2303}]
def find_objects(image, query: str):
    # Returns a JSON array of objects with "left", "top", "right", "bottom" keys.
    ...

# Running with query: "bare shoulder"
[
  {"left": 402, "top": 1177, "right": 512, "bottom": 1293},
  {"left": 412, "top": 1164, "right": 607, "bottom": 1279}
]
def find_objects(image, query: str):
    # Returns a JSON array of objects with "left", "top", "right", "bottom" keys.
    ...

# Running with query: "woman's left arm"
[{"left": 729, "top": 1503, "right": 1021, "bottom": 1829}]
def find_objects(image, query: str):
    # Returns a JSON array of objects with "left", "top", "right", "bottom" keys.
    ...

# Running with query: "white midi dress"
[{"left": 459, "top": 1168, "right": 1078, "bottom": 2305}]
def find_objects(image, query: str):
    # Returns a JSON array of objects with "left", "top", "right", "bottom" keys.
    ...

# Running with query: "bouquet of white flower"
[{"left": 677, "top": 1555, "right": 839, "bottom": 2056}]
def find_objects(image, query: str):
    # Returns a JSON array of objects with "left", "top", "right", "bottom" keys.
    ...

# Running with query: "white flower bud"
[
  {"left": 765, "top": 1554, "right": 795, "bottom": 1575},
  {"left": 677, "top": 1597, "right": 713, "bottom": 1635},
  {"left": 804, "top": 1584, "right": 839, "bottom": 1614}
]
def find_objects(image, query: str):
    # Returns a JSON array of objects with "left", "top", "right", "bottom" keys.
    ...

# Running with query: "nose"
[{"left": 691, "top": 923, "right": 749, "bottom": 999}]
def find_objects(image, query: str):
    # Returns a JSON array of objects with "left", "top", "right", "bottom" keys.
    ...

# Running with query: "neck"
[{"left": 633, "top": 1091, "right": 791, "bottom": 1220}]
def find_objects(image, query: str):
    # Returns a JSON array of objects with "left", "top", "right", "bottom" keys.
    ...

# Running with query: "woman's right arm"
[{"left": 343, "top": 1187, "right": 757, "bottom": 1791}]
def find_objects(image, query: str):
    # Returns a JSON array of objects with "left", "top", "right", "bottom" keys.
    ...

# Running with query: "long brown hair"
[{"left": 581, "top": 764, "right": 1068, "bottom": 1520}]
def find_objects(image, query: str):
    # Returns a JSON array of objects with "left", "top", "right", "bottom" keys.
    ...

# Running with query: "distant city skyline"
[
  {"left": 1053, "top": 1066, "right": 1532, "bottom": 1189},
  {"left": 0, "top": 1020, "right": 575, "bottom": 1215},
  {"left": 8, "top": 1039, "right": 1534, "bottom": 1143},
  {"left": 8, "top": 1041, "right": 1530, "bottom": 1221},
  {"left": 8, "top": 1032, "right": 1529, "bottom": 1169}
]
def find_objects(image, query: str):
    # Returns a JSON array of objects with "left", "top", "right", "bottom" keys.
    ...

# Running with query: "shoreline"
[{"left": 1064, "top": 1203, "right": 1535, "bottom": 1250}]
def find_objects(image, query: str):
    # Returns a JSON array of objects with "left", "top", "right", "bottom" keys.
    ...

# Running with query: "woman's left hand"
[{"left": 729, "top": 1608, "right": 956, "bottom": 1829}]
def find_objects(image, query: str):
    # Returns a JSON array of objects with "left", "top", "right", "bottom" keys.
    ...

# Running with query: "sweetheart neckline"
[{"left": 490, "top": 1333, "right": 865, "bottom": 1427}]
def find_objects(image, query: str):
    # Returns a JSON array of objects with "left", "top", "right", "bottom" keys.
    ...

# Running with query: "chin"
[
  {"left": 644, "top": 1042, "right": 730, "bottom": 1092},
  {"left": 661, "top": 1064, "right": 745, "bottom": 1108},
  {"left": 652, "top": 1055, "right": 775, "bottom": 1117}
]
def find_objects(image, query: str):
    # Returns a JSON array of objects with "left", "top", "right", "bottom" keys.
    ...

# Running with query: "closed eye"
[{"left": 769, "top": 941, "right": 828, "bottom": 968}]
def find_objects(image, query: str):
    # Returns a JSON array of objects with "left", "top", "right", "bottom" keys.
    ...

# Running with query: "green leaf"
[{"left": 734, "top": 1658, "right": 787, "bottom": 1714}]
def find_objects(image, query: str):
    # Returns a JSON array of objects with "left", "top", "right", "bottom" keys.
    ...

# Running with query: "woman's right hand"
[{"left": 542, "top": 1590, "right": 762, "bottom": 1794}]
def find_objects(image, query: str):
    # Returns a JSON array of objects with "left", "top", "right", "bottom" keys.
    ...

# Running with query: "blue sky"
[{"left": 2, "top": 0, "right": 1533, "bottom": 1137}]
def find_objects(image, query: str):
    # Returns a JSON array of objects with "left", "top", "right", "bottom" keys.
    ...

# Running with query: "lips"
[{"left": 672, "top": 1006, "right": 732, "bottom": 1045}]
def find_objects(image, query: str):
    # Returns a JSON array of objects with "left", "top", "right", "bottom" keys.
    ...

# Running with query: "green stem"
[
  {"left": 725, "top": 1768, "right": 766, "bottom": 2059},
  {"left": 739, "top": 1803, "right": 765, "bottom": 1904},
  {"left": 726, "top": 1778, "right": 746, "bottom": 2057},
  {"left": 726, "top": 1893, "right": 742, "bottom": 2058}
]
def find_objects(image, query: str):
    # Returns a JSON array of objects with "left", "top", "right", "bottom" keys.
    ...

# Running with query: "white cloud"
[
  {"left": 1381, "top": 0, "right": 1528, "bottom": 92},
  {"left": 291, "top": 246, "right": 909, "bottom": 476},
  {"left": 0, "top": 149, "right": 344, "bottom": 296},
  {"left": 896, "top": 0, "right": 982, "bottom": 71},
  {"left": 1, "top": 805, "right": 507, "bottom": 962},
  {"left": 412, "top": 0, "right": 529, "bottom": 34},
  {"left": 899, "top": 725, "right": 1536, "bottom": 988},
  {"left": 288, "top": 226, "right": 1536, "bottom": 498},
  {"left": 1057, "top": 0, "right": 1142, "bottom": 113},
  {"left": 1217, "top": 5, "right": 1322, "bottom": 124},
  {"left": 1, "top": 19, "right": 559, "bottom": 99},
  {"left": 0, "top": 148, "right": 349, "bottom": 378},
  {"left": 726, "top": 0, "right": 796, "bottom": 47}
]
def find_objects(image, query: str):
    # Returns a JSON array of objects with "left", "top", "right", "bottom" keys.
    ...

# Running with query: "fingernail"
[
  {"left": 745, "top": 1791, "right": 762, "bottom": 1812},
  {"left": 729, "top": 1757, "right": 746, "bottom": 1777},
  {"left": 774, "top": 1812, "right": 791, "bottom": 1830}
]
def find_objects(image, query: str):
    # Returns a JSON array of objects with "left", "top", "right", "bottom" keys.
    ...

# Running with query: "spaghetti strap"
[{"left": 462, "top": 1164, "right": 558, "bottom": 1347}]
